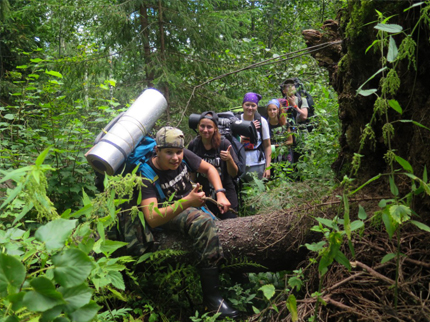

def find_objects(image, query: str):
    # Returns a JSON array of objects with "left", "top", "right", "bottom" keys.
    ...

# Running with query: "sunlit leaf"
[
  {"left": 53, "top": 249, "right": 93, "bottom": 288},
  {"left": 69, "top": 301, "right": 101, "bottom": 322},
  {"left": 59, "top": 283, "right": 93, "bottom": 313},
  {"left": 389, "top": 175, "right": 399, "bottom": 196},
  {"left": 305, "top": 241, "right": 326, "bottom": 252},
  {"left": 389, "top": 204, "right": 411, "bottom": 224},
  {"left": 45, "top": 70, "right": 63, "bottom": 78},
  {"left": 381, "top": 253, "right": 396, "bottom": 264},
  {"left": 259, "top": 284, "right": 275, "bottom": 300},
  {"left": 35, "top": 219, "right": 77, "bottom": 251},
  {"left": 94, "top": 239, "right": 128, "bottom": 256},
  {"left": 388, "top": 99, "right": 402, "bottom": 114},
  {"left": 22, "top": 277, "right": 65, "bottom": 312},
  {"left": 382, "top": 212, "right": 396, "bottom": 239},
  {"left": 387, "top": 36, "right": 398, "bottom": 62},
  {"left": 374, "top": 23, "right": 403, "bottom": 33},
  {"left": 334, "top": 251, "right": 351, "bottom": 271},
  {"left": 316, "top": 217, "right": 334, "bottom": 228},
  {"left": 350, "top": 220, "right": 364, "bottom": 231},
  {"left": 0, "top": 253, "right": 26, "bottom": 297},
  {"left": 404, "top": 2, "right": 424, "bottom": 12},
  {"left": 410, "top": 220, "right": 430, "bottom": 232},
  {"left": 395, "top": 155, "right": 413, "bottom": 173},
  {"left": 358, "top": 205, "right": 368, "bottom": 220},
  {"left": 399, "top": 120, "right": 430, "bottom": 131},
  {"left": 35, "top": 147, "right": 51, "bottom": 167},
  {"left": 357, "top": 89, "right": 377, "bottom": 96}
]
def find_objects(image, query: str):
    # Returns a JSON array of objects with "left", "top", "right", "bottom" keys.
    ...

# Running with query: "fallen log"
[{"left": 151, "top": 210, "right": 318, "bottom": 272}]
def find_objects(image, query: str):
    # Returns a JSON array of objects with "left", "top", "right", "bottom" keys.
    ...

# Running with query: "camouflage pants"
[
  {"left": 162, "top": 207, "right": 224, "bottom": 267},
  {"left": 116, "top": 206, "right": 224, "bottom": 267}
]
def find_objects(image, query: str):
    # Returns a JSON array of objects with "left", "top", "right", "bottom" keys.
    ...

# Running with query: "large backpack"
[
  {"left": 124, "top": 136, "right": 170, "bottom": 201},
  {"left": 211, "top": 112, "right": 247, "bottom": 178}
]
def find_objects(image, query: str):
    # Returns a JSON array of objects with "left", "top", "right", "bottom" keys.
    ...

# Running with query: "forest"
[{"left": 1, "top": 0, "right": 430, "bottom": 321}]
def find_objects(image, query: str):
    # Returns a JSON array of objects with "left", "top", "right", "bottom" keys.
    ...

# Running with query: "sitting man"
[{"left": 139, "top": 126, "right": 239, "bottom": 318}]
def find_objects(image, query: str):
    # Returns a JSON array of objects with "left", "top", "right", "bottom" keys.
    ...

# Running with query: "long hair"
[
  {"left": 198, "top": 119, "right": 221, "bottom": 149},
  {"left": 267, "top": 103, "right": 286, "bottom": 126}
]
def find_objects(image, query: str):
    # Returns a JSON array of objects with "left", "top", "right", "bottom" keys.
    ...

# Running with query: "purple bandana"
[{"left": 243, "top": 92, "right": 262, "bottom": 104}]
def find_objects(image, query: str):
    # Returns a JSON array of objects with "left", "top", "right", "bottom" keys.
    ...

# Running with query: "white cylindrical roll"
[{"left": 86, "top": 88, "right": 167, "bottom": 175}]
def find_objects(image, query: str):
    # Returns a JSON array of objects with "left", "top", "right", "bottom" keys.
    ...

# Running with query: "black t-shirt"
[
  {"left": 187, "top": 137, "right": 238, "bottom": 209},
  {"left": 140, "top": 149, "right": 202, "bottom": 202},
  {"left": 269, "top": 123, "right": 289, "bottom": 146}
]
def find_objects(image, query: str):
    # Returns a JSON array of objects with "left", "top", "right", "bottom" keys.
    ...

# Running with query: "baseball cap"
[
  {"left": 199, "top": 111, "right": 218, "bottom": 126},
  {"left": 155, "top": 126, "right": 185, "bottom": 149}
]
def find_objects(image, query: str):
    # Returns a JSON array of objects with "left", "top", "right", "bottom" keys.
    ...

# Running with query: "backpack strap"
[
  {"left": 139, "top": 162, "right": 167, "bottom": 201},
  {"left": 254, "top": 113, "right": 265, "bottom": 162},
  {"left": 297, "top": 94, "right": 303, "bottom": 108},
  {"left": 139, "top": 159, "right": 190, "bottom": 203}
]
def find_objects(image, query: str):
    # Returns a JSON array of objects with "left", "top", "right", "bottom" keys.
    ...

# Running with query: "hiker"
[
  {"left": 266, "top": 99, "right": 294, "bottom": 167},
  {"left": 280, "top": 78, "right": 309, "bottom": 124},
  {"left": 240, "top": 92, "right": 271, "bottom": 180},
  {"left": 139, "top": 126, "right": 238, "bottom": 318},
  {"left": 279, "top": 78, "right": 312, "bottom": 168},
  {"left": 188, "top": 111, "right": 239, "bottom": 220}
]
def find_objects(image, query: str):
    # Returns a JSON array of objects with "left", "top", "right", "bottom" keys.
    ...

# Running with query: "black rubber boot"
[{"left": 200, "top": 267, "right": 239, "bottom": 318}]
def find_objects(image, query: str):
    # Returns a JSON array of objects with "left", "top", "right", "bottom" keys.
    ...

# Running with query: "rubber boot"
[{"left": 200, "top": 267, "right": 239, "bottom": 318}]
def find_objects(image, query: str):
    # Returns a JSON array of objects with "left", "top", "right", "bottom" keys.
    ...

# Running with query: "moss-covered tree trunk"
[
  {"left": 295, "top": 2, "right": 430, "bottom": 320},
  {"left": 306, "top": 2, "right": 430, "bottom": 196}
]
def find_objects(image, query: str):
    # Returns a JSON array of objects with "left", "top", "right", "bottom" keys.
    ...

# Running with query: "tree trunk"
[
  {"left": 139, "top": 3, "right": 153, "bottom": 88},
  {"left": 157, "top": 0, "right": 170, "bottom": 123},
  {"left": 304, "top": 2, "right": 430, "bottom": 195},
  {"left": 152, "top": 211, "right": 317, "bottom": 272}
]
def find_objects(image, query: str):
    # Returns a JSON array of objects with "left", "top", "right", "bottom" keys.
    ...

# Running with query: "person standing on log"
[
  {"left": 139, "top": 126, "right": 239, "bottom": 318},
  {"left": 188, "top": 111, "right": 239, "bottom": 220},
  {"left": 240, "top": 92, "right": 272, "bottom": 181}
]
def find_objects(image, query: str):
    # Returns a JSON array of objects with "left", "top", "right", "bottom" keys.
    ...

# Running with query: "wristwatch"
[{"left": 215, "top": 188, "right": 226, "bottom": 194}]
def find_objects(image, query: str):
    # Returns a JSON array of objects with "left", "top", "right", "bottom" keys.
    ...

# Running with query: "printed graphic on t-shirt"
[
  {"left": 160, "top": 166, "right": 191, "bottom": 200},
  {"left": 202, "top": 155, "right": 221, "bottom": 175}
]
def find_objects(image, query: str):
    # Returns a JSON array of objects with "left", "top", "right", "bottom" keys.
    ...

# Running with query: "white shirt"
[{"left": 241, "top": 114, "right": 270, "bottom": 166}]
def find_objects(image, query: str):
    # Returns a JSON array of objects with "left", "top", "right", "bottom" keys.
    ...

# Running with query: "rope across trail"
[{"left": 178, "top": 40, "right": 343, "bottom": 126}]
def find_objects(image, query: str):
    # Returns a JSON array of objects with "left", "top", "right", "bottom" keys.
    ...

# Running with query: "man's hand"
[
  {"left": 287, "top": 96, "right": 297, "bottom": 108},
  {"left": 185, "top": 183, "right": 205, "bottom": 208},
  {"left": 215, "top": 192, "right": 231, "bottom": 214}
]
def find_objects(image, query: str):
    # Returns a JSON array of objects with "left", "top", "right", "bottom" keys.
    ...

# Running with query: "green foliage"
[
  {"left": 0, "top": 150, "right": 140, "bottom": 321},
  {"left": 0, "top": 1, "right": 348, "bottom": 320}
]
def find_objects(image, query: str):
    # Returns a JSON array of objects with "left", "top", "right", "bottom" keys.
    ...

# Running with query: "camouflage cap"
[{"left": 155, "top": 126, "right": 185, "bottom": 149}]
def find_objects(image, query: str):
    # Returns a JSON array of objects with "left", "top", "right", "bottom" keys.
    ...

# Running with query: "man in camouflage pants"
[{"left": 136, "top": 126, "right": 239, "bottom": 318}]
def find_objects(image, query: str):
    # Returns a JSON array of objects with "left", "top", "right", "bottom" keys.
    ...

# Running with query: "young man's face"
[
  {"left": 156, "top": 147, "right": 184, "bottom": 170},
  {"left": 283, "top": 84, "right": 296, "bottom": 96}
]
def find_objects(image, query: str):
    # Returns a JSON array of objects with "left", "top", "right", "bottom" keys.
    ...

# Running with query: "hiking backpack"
[
  {"left": 216, "top": 112, "right": 248, "bottom": 177},
  {"left": 189, "top": 111, "right": 249, "bottom": 178}
]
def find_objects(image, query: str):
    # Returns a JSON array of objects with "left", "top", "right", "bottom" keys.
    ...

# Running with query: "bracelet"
[{"left": 215, "top": 188, "right": 226, "bottom": 194}]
